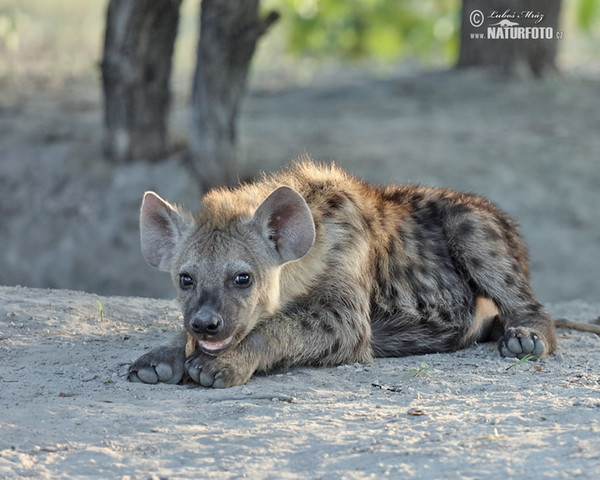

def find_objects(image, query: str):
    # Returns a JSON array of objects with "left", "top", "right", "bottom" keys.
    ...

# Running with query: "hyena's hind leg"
[{"left": 445, "top": 203, "right": 557, "bottom": 359}]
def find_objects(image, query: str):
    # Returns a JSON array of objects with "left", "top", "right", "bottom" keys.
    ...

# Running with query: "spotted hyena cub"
[{"left": 128, "top": 160, "right": 556, "bottom": 388}]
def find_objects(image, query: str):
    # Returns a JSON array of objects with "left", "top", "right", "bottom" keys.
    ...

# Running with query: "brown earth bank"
[
  {"left": 0, "top": 286, "right": 599, "bottom": 479},
  {"left": 0, "top": 69, "right": 599, "bottom": 303}
]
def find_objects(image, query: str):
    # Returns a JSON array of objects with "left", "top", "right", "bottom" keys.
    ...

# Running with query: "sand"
[
  {"left": 1, "top": 47, "right": 599, "bottom": 480},
  {"left": 1, "top": 285, "right": 599, "bottom": 479}
]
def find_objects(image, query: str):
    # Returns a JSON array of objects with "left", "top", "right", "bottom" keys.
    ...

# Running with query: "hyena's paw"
[
  {"left": 498, "top": 327, "right": 546, "bottom": 359},
  {"left": 128, "top": 345, "right": 186, "bottom": 384},
  {"left": 185, "top": 352, "right": 255, "bottom": 388}
]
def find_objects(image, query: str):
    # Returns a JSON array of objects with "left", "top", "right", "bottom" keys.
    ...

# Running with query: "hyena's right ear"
[
  {"left": 140, "top": 192, "right": 191, "bottom": 271},
  {"left": 252, "top": 186, "right": 315, "bottom": 264}
]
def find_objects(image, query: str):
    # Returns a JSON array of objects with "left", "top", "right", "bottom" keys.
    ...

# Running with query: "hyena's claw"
[
  {"left": 185, "top": 355, "right": 225, "bottom": 388},
  {"left": 184, "top": 356, "right": 203, "bottom": 384},
  {"left": 498, "top": 328, "right": 546, "bottom": 359},
  {"left": 128, "top": 346, "right": 185, "bottom": 384}
]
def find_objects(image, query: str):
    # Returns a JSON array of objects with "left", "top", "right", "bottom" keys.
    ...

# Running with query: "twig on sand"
[{"left": 210, "top": 394, "right": 297, "bottom": 404}]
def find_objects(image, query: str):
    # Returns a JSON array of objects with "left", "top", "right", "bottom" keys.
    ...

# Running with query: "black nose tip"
[{"left": 191, "top": 310, "right": 223, "bottom": 335}]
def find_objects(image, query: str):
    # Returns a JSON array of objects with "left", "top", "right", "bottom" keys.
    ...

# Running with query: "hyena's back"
[
  {"left": 365, "top": 183, "right": 528, "bottom": 357},
  {"left": 216, "top": 161, "right": 552, "bottom": 359}
]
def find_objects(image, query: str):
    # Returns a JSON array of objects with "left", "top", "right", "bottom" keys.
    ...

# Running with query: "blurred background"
[{"left": 0, "top": 0, "right": 598, "bottom": 302}]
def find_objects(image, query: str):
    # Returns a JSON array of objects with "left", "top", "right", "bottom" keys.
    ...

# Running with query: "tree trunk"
[
  {"left": 101, "top": 0, "right": 182, "bottom": 163},
  {"left": 457, "top": 0, "right": 561, "bottom": 77},
  {"left": 189, "top": 0, "right": 279, "bottom": 188}
]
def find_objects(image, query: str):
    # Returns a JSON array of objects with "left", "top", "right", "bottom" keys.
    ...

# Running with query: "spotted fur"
[{"left": 128, "top": 159, "right": 556, "bottom": 388}]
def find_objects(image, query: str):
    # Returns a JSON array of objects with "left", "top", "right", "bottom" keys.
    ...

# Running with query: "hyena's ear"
[
  {"left": 253, "top": 186, "right": 315, "bottom": 264},
  {"left": 140, "top": 192, "right": 191, "bottom": 271}
]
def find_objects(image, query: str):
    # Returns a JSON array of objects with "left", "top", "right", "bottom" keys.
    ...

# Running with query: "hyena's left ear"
[
  {"left": 253, "top": 186, "right": 315, "bottom": 264},
  {"left": 140, "top": 192, "right": 191, "bottom": 271}
]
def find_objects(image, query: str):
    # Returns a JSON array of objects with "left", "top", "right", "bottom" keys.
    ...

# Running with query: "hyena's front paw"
[
  {"left": 185, "top": 351, "right": 255, "bottom": 388},
  {"left": 498, "top": 327, "right": 546, "bottom": 359},
  {"left": 128, "top": 345, "right": 186, "bottom": 384}
]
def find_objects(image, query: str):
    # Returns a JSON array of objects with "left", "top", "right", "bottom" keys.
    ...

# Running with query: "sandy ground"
[
  {"left": 0, "top": 286, "right": 599, "bottom": 479},
  {"left": 0, "top": 69, "right": 599, "bottom": 303},
  {"left": 1, "top": 66, "right": 599, "bottom": 479}
]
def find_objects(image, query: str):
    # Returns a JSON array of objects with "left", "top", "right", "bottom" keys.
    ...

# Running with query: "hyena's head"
[{"left": 139, "top": 186, "right": 315, "bottom": 355}]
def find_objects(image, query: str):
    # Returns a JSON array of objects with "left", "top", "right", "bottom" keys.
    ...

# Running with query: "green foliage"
[
  {"left": 505, "top": 353, "right": 534, "bottom": 371},
  {"left": 97, "top": 300, "right": 105, "bottom": 323},
  {"left": 575, "top": 0, "right": 600, "bottom": 32},
  {"left": 263, "top": 0, "right": 460, "bottom": 64},
  {"left": 0, "top": 0, "right": 104, "bottom": 83},
  {"left": 407, "top": 362, "right": 429, "bottom": 377}
]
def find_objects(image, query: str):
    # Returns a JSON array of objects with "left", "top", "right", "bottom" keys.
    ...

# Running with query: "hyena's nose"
[{"left": 191, "top": 309, "right": 223, "bottom": 336}]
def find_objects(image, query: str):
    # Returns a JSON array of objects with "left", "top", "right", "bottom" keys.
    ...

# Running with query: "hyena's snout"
[
  {"left": 188, "top": 305, "right": 236, "bottom": 355},
  {"left": 190, "top": 306, "right": 224, "bottom": 336}
]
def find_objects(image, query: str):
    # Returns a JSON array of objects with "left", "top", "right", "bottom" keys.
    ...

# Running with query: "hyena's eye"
[
  {"left": 233, "top": 273, "right": 252, "bottom": 288},
  {"left": 179, "top": 273, "right": 195, "bottom": 290}
]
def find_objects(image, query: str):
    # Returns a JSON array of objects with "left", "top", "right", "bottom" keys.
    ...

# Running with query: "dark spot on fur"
[
  {"left": 416, "top": 264, "right": 431, "bottom": 277},
  {"left": 404, "top": 265, "right": 416, "bottom": 282},
  {"left": 311, "top": 181, "right": 326, "bottom": 192},
  {"left": 337, "top": 220, "right": 358, "bottom": 232},
  {"left": 413, "top": 201, "right": 444, "bottom": 232},
  {"left": 483, "top": 225, "right": 503, "bottom": 242},
  {"left": 301, "top": 318, "right": 313, "bottom": 330},
  {"left": 437, "top": 310, "right": 452, "bottom": 324},
  {"left": 412, "top": 226, "right": 426, "bottom": 246},
  {"left": 430, "top": 238, "right": 450, "bottom": 259},
  {"left": 448, "top": 203, "right": 472, "bottom": 216},
  {"left": 381, "top": 189, "right": 405, "bottom": 204},
  {"left": 470, "top": 257, "right": 483, "bottom": 269},
  {"left": 498, "top": 217, "right": 514, "bottom": 233},
  {"left": 411, "top": 193, "right": 425, "bottom": 204},
  {"left": 527, "top": 302, "right": 541, "bottom": 314},
  {"left": 504, "top": 274, "right": 515, "bottom": 286},
  {"left": 328, "top": 339, "right": 341, "bottom": 355},
  {"left": 416, "top": 239, "right": 428, "bottom": 259},
  {"left": 456, "top": 220, "right": 475, "bottom": 237},
  {"left": 325, "top": 193, "right": 346, "bottom": 213},
  {"left": 517, "top": 291, "right": 531, "bottom": 302},
  {"left": 332, "top": 243, "right": 347, "bottom": 254},
  {"left": 322, "top": 321, "right": 335, "bottom": 334}
]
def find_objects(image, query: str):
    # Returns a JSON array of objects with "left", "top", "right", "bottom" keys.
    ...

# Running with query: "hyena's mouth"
[{"left": 197, "top": 336, "right": 234, "bottom": 355}]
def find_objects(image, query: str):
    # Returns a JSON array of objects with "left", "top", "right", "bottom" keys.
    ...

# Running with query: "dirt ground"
[
  {"left": 0, "top": 286, "right": 599, "bottom": 479},
  {"left": 0, "top": 68, "right": 599, "bottom": 303},
  {"left": 1, "top": 67, "right": 599, "bottom": 479}
]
